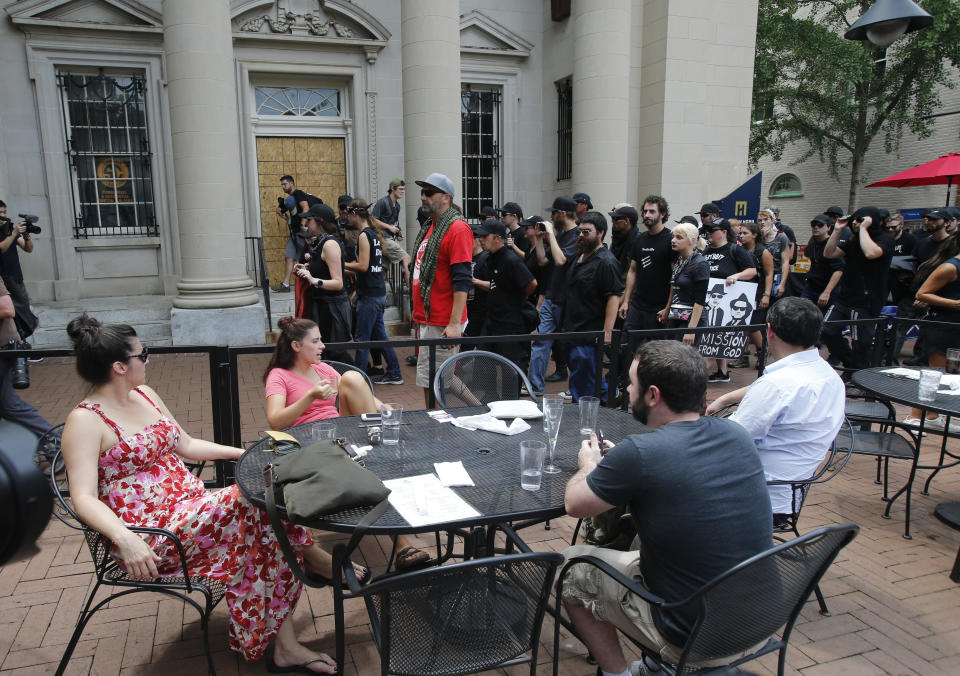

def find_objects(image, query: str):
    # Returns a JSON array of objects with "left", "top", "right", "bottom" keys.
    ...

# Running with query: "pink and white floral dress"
[{"left": 78, "top": 387, "right": 312, "bottom": 662}]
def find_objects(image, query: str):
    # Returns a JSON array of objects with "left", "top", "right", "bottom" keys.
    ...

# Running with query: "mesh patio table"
[
  {"left": 852, "top": 367, "right": 960, "bottom": 546},
  {"left": 236, "top": 404, "right": 640, "bottom": 535}
]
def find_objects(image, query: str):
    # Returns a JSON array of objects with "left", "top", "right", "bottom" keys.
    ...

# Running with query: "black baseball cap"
[
  {"left": 825, "top": 206, "right": 844, "bottom": 217},
  {"left": 480, "top": 206, "right": 498, "bottom": 219},
  {"left": 546, "top": 196, "right": 577, "bottom": 213},
  {"left": 476, "top": 219, "right": 507, "bottom": 237},
  {"left": 520, "top": 216, "right": 542, "bottom": 228},
  {"left": 811, "top": 214, "right": 831, "bottom": 227},
  {"left": 337, "top": 194, "right": 353, "bottom": 209},
  {"left": 675, "top": 215, "right": 699, "bottom": 226},
  {"left": 698, "top": 202, "right": 720, "bottom": 216},
  {"left": 301, "top": 203, "right": 336, "bottom": 223},
  {"left": 924, "top": 209, "right": 949, "bottom": 221},
  {"left": 851, "top": 206, "right": 883, "bottom": 224},
  {"left": 496, "top": 202, "right": 523, "bottom": 218},
  {"left": 572, "top": 192, "right": 593, "bottom": 209},
  {"left": 608, "top": 205, "right": 639, "bottom": 226}
]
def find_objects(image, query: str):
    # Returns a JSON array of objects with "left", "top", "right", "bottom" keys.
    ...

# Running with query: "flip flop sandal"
[
  {"left": 395, "top": 545, "right": 431, "bottom": 571},
  {"left": 306, "top": 566, "right": 371, "bottom": 589}
]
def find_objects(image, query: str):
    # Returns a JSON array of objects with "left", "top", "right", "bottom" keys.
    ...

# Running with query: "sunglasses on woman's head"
[{"left": 126, "top": 346, "right": 149, "bottom": 362}]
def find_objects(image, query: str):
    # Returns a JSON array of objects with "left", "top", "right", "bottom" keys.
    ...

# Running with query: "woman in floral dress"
[{"left": 61, "top": 313, "right": 362, "bottom": 673}]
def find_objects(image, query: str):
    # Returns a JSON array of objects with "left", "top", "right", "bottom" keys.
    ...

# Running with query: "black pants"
[
  {"left": 483, "top": 320, "right": 529, "bottom": 373},
  {"left": 0, "top": 358, "right": 52, "bottom": 439},
  {"left": 821, "top": 301, "right": 878, "bottom": 369}
]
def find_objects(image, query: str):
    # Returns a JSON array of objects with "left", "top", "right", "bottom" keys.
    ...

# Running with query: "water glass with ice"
[
  {"left": 381, "top": 403, "right": 403, "bottom": 445},
  {"left": 579, "top": 396, "right": 600, "bottom": 435},
  {"left": 918, "top": 370, "right": 941, "bottom": 402},
  {"left": 520, "top": 440, "right": 547, "bottom": 491}
]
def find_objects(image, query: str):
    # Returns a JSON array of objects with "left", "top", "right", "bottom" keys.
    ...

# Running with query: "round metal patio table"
[{"left": 236, "top": 404, "right": 642, "bottom": 535}]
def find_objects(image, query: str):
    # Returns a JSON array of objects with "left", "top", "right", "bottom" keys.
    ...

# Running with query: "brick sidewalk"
[{"left": 3, "top": 350, "right": 960, "bottom": 674}]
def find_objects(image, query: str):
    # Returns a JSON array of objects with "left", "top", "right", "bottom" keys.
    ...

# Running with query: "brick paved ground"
[{"left": 3, "top": 348, "right": 960, "bottom": 675}]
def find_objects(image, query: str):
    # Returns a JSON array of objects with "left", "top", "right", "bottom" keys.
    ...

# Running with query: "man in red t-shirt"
[{"left": 410, "top": 173, "right": 474, "bottom": 405}]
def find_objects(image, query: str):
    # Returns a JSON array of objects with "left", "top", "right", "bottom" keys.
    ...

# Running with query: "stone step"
[{"left": 29, "top": 296, "right": 174, "bottom": 349}]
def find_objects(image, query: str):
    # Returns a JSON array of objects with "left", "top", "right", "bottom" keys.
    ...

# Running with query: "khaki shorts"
[
  {"left": 382, "top": 237, "right": 408, "bottom": 264},
  {"left": 415, "top": 323, "right": 461, "bottom": 388},
  {"left": 561, "top": 545, "right": 761, "bottom": 668}
]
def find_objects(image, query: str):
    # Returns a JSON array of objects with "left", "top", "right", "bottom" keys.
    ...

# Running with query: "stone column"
[
  {"left": 163, "top": 0, "right": 264, "bottom": 345},
  {"left": 571, "top": 0, "right": 632, "bottom": 219},
  {"left": 400, "top": 0, "right": 462, "bottom": 238},
  {"left": 636, "top": 0, "right": 759, "bottom": 217}
]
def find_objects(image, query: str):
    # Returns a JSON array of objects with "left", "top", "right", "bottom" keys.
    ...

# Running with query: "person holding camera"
[
  {"left": 0, "top": 201, "right": 39, "bottom": 342},
  {"left": 0, "top": 277, "right": 52, "bottom": 441}
]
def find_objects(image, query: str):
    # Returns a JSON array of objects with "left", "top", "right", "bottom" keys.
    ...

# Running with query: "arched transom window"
[{"left": 254, "top": 87, "right": 341, "bottom": 117}]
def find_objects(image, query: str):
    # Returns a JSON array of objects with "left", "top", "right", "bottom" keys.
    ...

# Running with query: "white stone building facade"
[{"left": 0, "top": 0, "right": 759, "bottom": 342}]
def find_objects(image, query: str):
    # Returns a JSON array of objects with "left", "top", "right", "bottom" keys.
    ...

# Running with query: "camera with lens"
[
  {"left": 0, "top": 214, "right": 41, "bottom": 237},
  {"left": 18, "top": 214, "right": 41, "bottom": 235},
  {"left": 0, "top": 340, "right": 31, "bottom": 389}
]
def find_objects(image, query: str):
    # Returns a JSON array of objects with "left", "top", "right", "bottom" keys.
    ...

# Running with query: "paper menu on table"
[{"left": 382, "top": 473, "right": 480, "bottom": 527}]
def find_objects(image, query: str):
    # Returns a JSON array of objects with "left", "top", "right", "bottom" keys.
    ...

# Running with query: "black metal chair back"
[
  {"left": 672, "top": 524, "right": 858, "bottom": 671},
  {"left": 48, "top": 449, "right": 225, "bottom": 676},
  {"left": 433, "top": 350, "right": 538, "bottom": 408},
  {"left": 554, "top": 524, "right": 858, "bottom": 676},
  {"left": 323, "top": 359, "right": 375, "bottom": 393},
  {"left": 355, "top": 551, "right": 562, "bottom": 675}
]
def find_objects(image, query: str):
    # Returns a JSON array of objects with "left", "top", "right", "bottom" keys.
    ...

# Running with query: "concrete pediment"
[
  {"left": 460, "top": 10, "right": 531, "bottom": 59},
  {"left": 7, "top": 0, "right": 160, "bottom": 28},
  {"left": 232, "top": 0, "right": 389, "bottom": 41}
]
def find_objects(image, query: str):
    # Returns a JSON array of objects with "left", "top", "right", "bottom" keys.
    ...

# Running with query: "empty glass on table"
[{"left": 542, "top": 394, "right": 564, "bottom": 474}]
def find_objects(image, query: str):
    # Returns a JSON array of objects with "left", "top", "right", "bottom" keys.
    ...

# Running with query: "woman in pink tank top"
[{"left": 61, "top": 314, "right": 363, "bottom": 673}]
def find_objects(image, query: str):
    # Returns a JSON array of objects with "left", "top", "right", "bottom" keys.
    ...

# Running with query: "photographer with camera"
[
  {"left": 0, "top": 277, "right": 52, "bottom": 441},
  {"left": 0, "top": 201, "right": 40, "bottom": 343}
]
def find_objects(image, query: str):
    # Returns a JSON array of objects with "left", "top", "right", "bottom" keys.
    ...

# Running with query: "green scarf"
[{"left": 412, "top": 206, "right": 461, "bottom": 322}]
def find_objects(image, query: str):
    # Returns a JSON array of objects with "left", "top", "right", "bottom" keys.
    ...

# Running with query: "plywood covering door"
[{"left": 255, "top": 136, "right": 346, "bottom": 284}]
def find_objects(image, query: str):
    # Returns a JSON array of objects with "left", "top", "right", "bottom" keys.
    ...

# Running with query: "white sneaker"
[
  {"left": 558, "top": 390, "right": 573, "bottom": 401},
  {"left": 901, "top": 416, "right": 930, "bottom": 436},
  {"left": 926, "top": 415, "right": 960, "bottom": 434}
]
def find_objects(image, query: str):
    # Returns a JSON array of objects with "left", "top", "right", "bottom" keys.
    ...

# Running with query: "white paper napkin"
[
  {"left": 434, "top": 461, "right": 475, "bottom": 486},
  {"left": 450, "top": 413, "right": 531, "bottom": 435}
]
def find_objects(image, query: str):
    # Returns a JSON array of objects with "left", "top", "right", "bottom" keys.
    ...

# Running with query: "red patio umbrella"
[{"left": 867, "top": 152, "right": 960, "bottom": 205}]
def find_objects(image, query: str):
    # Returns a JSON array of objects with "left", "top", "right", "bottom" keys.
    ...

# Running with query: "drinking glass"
[
  {"left": 542, "top": 394, "right": 564, "bottom": 474},
  {"left": 579, "top": 396, "right": 600, "bottom": 435},
  {"left": 520, "top": 440, "right": 547, "bottom": 490},
  {"left": 381, "top": 403, "right": 403, "bottom": 445},
  {"left": 946, "top": 348, "right": 960, "bottom": 375},
  {"left": 918, "top": 370, "right": 941, "bottom": 402},
  {"left": 313, "top": 422, "right": 336, "bottom": 441}
]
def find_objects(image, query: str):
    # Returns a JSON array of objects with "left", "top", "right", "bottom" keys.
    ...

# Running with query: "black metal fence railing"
[{"left": 9, "top": 314, "right": 954, "bottom": 488}]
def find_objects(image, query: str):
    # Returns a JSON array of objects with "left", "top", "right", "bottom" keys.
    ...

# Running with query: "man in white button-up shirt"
[{"left": 707, "top": 297, "right": 845, "bottom": 520}]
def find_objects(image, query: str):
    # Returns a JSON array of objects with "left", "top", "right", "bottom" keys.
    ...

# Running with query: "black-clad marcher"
[
  {"left": 560, "top": 212, "right": 623, "bottom": 403},
  {"left": 822, "top": 206, "right": 894, "bottom": 369},
  {"left": 475, "top": 219, "right": 536, "bottom": 370},
  {"left": 294, "top": 203, "right": 353, "bottom": 363}
]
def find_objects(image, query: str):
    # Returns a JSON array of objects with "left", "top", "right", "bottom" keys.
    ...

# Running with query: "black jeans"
[{"left": 821, "top": 301, "right": 878, "bottom": 369}]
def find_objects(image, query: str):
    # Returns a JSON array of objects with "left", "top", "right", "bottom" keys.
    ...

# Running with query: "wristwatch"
[{"left": 314, "top": 279, "right": 323, "bottom": 288}]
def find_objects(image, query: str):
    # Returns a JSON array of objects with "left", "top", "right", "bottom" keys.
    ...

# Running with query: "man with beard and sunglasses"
[
  {"left": 558, "top": 212, "right": 623, "bottom": 403},
  {"left": 560, "top": 340, "right": 771, "bottom": 676}
]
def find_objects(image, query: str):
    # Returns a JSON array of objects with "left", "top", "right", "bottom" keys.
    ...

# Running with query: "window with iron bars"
[
  {"left": 460, "top": 85, "right": 502, "bottom": 223},
  {"left": 57, "top": 69, "right": 158, "bottom": 237},
  {"left": 556, "top": 78, "right": 572, "bottom": 181}
]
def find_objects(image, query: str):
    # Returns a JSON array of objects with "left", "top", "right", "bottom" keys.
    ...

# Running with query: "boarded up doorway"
[{"left": 255, "top": 136, "right": 346, "bottom": 284}]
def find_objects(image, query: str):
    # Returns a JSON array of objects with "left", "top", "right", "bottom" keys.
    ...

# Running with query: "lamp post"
[{"left": 843, "top": 0, "right": 933, "bottom": 47}]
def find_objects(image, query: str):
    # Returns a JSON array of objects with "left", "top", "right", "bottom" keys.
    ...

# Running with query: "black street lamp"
[{"left": 843, "top": 0, "right": 933, "bottom": 47}]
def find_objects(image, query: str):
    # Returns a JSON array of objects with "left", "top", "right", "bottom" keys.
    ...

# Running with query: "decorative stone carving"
[
  {"left": 366, "top": 91, "right": 378, "bottom": 197},
  {"left": 239, "top": 10, "right": 354, "bottom": 37}
]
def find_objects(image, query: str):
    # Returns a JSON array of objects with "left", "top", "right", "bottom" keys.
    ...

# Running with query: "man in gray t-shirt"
[{"left": 562, "top": 341, "right": 772, "bottom": 674}]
